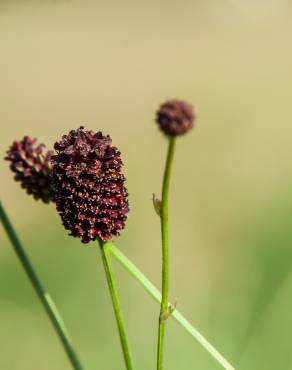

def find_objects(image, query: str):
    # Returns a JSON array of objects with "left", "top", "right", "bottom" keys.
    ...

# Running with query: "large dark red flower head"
[
  {"left": 156, "top": 99, "right": 195, "bottom": 137},
  {"left": 51, "top": 127, "right": 129, "bottom": 243},
  {"left": 5, "top": 136, "right": 54, "bottom": 203}
]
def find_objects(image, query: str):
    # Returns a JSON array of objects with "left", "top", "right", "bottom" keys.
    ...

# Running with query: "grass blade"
[{"left": 108, "top": 242, "right": 235, "bottom": 370}]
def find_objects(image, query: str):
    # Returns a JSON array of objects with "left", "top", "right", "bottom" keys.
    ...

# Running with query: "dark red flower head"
[
  {"left": 5, "top": 136, "right": 55, "bottom": 203},
  {"left": 51, "top": 127, "right": 129, "bottom": 243},
  {"left": 156, "top": 99, "right": 195, "bottom": 137}
]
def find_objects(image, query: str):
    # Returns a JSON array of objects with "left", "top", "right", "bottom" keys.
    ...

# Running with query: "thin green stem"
[
  {"left": 157, "top": 137, "right": 176, "bottom": 370},
  {"left": 99, "top": 240, "right": 134, "bottom": 370},
  {"left": 0, "top": 201, "right": 84, "bottom": 370},
  {"left": 108, "top": 242, "right": 235, "bottom": 370}
]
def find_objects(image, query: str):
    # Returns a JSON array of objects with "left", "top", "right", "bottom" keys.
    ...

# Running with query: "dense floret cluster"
[
  {"left": 51, "top": 127, "right": 129, "bottom": 243},
  {"left": 5, "top": 136, "right": 54, "bottom": 203},
  {"left": 156, "top": 99, "right": 194, "bottom": 136}
]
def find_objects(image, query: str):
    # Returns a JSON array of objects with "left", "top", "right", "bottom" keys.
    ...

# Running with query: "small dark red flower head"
[
  {"left": 51, "top": 127, "right": 129, "bottom": 243},
  {"left": 156, "top": 99, "right": 195, "bottom": 137},
  {"left": 5, "top": 136, "right": 55, "bottom": 203}
]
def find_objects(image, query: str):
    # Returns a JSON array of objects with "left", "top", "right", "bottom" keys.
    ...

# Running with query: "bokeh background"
[{"left": 1, "top": 1, "right": 292, "bottom": 369}]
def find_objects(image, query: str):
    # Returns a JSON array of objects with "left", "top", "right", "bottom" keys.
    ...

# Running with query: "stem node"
[{"left": 159, "top": 301, "right": 177, "bottom": 322}]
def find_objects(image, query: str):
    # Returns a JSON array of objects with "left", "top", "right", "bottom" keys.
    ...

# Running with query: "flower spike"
[
  {"left": 5, "top": 136, "right": 54, "bottom": 203},
  {"left": 51, "top": 127, "right": 129, "bottom": 243}
]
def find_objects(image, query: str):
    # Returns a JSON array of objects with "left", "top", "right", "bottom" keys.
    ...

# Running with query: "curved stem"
[
  {"left": 157, "top": 137, "right": 176, "bottom": 370},
  {"left": 99, "top": 240, "right": 134, "bottom": 370},
  {"left": 0, "top": 201, "right": 84, "bottom": 370}
]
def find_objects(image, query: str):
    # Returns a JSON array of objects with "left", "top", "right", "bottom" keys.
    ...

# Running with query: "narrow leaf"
[{"left": 108, "top": 242, "right": 235, "bottom": 370}]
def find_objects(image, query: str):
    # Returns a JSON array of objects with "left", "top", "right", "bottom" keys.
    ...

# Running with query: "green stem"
[
  {"left": 0, "top": 201, "right": 84, "bottom": 370},
  {"left": 157, "top": 137, "right": 176, "bottom": 370},
  {"left": 107, "top": 242, "right": 235, "bottom": 370},
  {"left": 99, "top": 240, "right": 134, "bottom": 370}
]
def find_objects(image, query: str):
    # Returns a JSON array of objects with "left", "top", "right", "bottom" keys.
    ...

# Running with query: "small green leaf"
[
  {"left": 159, "top": 301, "right": 177, "bottom": 322},
  {"left": 152, "top": 193, "right": 161, "bottom": 216}
]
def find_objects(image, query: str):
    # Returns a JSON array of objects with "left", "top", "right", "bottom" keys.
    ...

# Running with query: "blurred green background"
[{"left": 1, "top": 1, "right": 292, "bottom": 369}]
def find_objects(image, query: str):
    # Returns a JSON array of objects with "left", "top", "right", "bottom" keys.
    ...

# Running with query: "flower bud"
[{"left": 156, "top": 99, "right": 194, "bottom": 137}]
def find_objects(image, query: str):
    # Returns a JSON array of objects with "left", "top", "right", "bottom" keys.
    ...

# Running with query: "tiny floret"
[
  {"left": 51, "top": 127, "right": 129, "bottom": 243},
  {"left": 156, "top": 99, "right": 195, "bottom": 137},
  {"left": 5, "top": 136, "right": 54, "bottom": 203}
]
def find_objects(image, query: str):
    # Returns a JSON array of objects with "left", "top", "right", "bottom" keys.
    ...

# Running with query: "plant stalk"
[
  {"left": 157, "top": 137, "right": 176, "bottom": 370},
  {"left": 108, "top": 242, "right": 235, "bottom": 370},
  {"left": 0, "top": 201, "right": 84, "bottom": 370},
  {"left": 99, "top": 240, "right": 134, "bottom": 370}
]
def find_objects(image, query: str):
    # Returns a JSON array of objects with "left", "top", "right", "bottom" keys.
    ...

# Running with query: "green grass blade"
[
  {"left": 0, "top": 201, "right": 84, "bottom": 370},
  {"left": 108, "top": 242, "right": 235, "bottom": 370}
]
